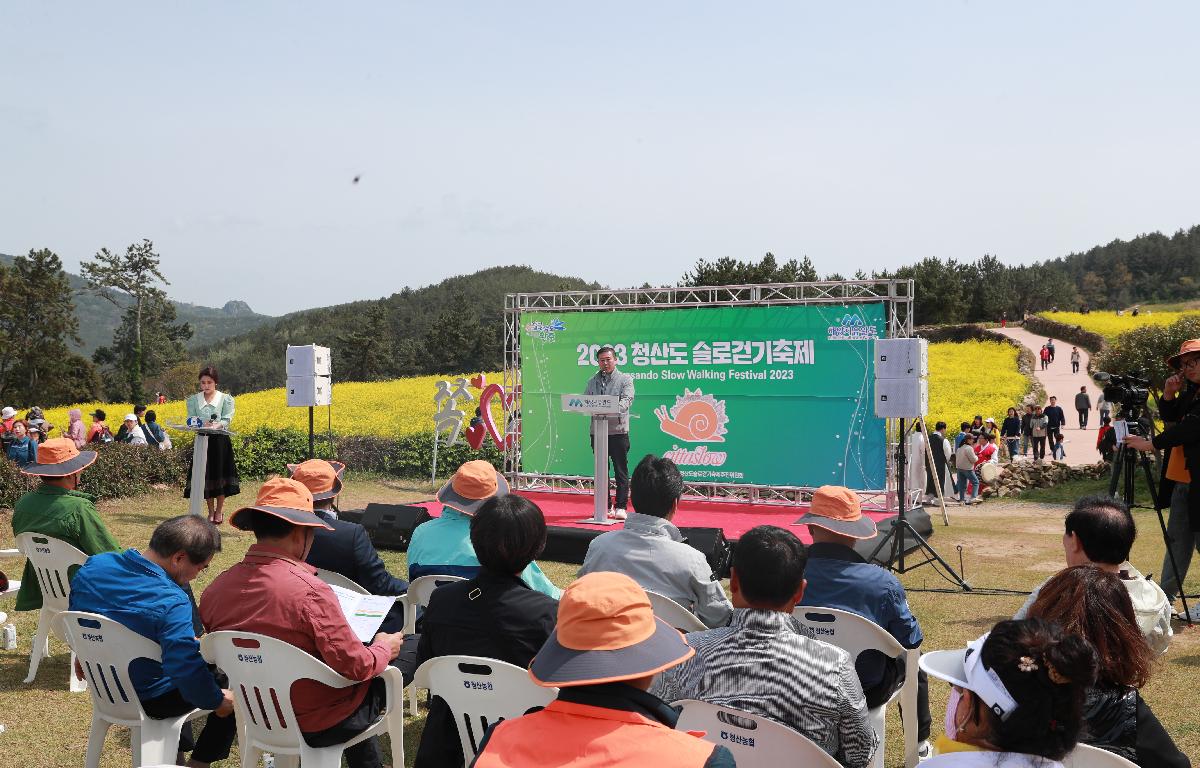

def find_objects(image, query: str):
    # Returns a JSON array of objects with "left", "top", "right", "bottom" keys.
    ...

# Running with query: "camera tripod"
[
  {"left": 1108, "top": 424, "right": 1193, "bottom": 627},
  {"left": 867, "top": 417, "right": 971, "bottom": 590}
]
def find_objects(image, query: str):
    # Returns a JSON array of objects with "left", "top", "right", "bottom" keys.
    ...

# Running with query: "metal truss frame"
[{"left": 503, "top": 280, "right": 915, "bottom": 510}]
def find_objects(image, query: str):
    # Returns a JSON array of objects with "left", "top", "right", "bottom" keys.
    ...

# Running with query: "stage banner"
[{"left": 519, "top": 303, "right": 887, "bottom": 489}]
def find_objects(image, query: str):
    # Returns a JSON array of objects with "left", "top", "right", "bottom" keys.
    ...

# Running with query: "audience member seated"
[
  {"left": 407, "top": 460, "right": 560, "bottom": 598},
  {"left": 6, "top": 419, "right": 39, "bottom": 467},
  {"left": 290, "top": 459, "right": 410, "bottom": 633},
  {"left": 471, "top": 572, "right": 735, "bottom": 768},
  {"left": 70, "top": 515, "right": 236, "bottom": 768},
  {"left": 579, "top": 454, "right": 732, "bottom": 628},
  {"left": 143, "top": 408, "right": 170, "bottom": 449},
  {"left": 1014, "top": 494, "right": 1172, "bottom": 654},
  {"left": 655, "top": 525, "right": 877, "bottom": 768},
  {"left": 120, "top": 413, "right": 148, "bottom": 446},
  {"left": 795, "top": 485, "right": 932, "bottom": 758},
  {"left": 67, "top": 408, "right": 87, "bottom": 449},
  {"left": 1027, "top": 566, "right": 1190, "bottom": 767},
  {"left": 920, "top": 618, "right": 1098, "bottom": 765},
  {"left": 199, "top": 478, "right": 406, "bottom": 768},
  {"left": 11, "top": 438, "right": 120, "bottom": 613},
  {"left": 86, "top": 408, "right": 112, "bottom": 444},
  {"left": 415, "top": 494, "right": 559, "bottom": 768}
]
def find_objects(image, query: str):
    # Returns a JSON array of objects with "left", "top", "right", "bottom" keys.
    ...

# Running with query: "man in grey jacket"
[
  {"left": 584, "top": 345, "right": 635, "bottom": 517},
  {"left": 1075, "top": 386, "right": 1092, "bottom": 429}
]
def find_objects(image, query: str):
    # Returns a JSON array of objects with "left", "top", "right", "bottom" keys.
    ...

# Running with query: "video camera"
[{"left": 1093, "top": 371, "right": 1151, "bottom": 411}]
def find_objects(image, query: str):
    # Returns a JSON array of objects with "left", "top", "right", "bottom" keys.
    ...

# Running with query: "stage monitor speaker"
[
  {"left": 541, "top": 526, "right": 600, "bottom": 566},
  {"left": 361, "top": 503, "right": 432, "bottom": 551},
  {"left": 874, "top": 377, "right": 929, "bottom": 418},
  {"left": 854, "top": 506, "right": 934, "bottom": 566},
  {"left": 873, "top": 338, "right": 928, "bottom": 380},
  {"left": 678, "top": 527, "right": 732, "bottom": 579},
  {"left": 286, "top": 344, "right": 332, "bottom": 377}
]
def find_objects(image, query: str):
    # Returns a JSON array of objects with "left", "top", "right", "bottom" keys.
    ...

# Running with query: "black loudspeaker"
[
  {"left": 540, "top": 527, "right": 600, "bottom": 566},
  {"left": 678, "top": 527, "right": 732, "bottom": 579},
  {"left": 361, "top": 503, "right": 432, "bottom": 551}
]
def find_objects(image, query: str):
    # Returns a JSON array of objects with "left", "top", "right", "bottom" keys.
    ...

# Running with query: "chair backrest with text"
[
  {"left": 16, "top": 532, "right": 88, "bottom": 611},
  {"left": 56, "top": 611, "right": 162, "bottom": 724},
  {"left": 672, "top": 699, "right": 841, "bottom": 768},
  {"left": 413, "top": 655, "right": 557, "bottom": 762}
]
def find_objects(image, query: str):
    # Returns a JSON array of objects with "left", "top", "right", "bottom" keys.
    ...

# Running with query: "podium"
[
  {"left": 169, "top": 423, "right": 236, "bottom": 517},
  {"left": 562, "top": 393, "right": 622, "bottom": 525}
]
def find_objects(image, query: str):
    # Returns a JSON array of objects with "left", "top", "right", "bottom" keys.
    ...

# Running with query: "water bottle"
[{"left": 2, "top": 623, "right": 16, "bottom": 651}]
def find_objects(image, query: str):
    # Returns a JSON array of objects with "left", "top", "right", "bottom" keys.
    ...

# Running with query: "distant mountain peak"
[{"left": 222, "top": 300, "right": 255, "bottom": 316}]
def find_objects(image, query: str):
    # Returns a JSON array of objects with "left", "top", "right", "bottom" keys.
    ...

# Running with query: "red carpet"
[{"left": 414, "top": 490, "right": 898, "bottom": 545}]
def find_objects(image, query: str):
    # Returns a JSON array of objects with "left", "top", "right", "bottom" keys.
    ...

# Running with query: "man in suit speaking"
[{"left": 584, "top": 346, "right": 635, "bottom": 520}]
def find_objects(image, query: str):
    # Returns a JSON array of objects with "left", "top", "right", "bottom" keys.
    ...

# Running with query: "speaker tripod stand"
[{"left": 867, "top": 417, "right": 972, "bottom": 590}]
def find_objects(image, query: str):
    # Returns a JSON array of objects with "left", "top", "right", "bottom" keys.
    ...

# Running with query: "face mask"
[{"left": 944, "top": 687, "right": 963, "bottom": 741}]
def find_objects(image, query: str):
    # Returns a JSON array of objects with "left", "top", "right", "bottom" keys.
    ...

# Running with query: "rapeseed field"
[{"left": 1042, "top": 310, "right": 1200, "bottom": 342}]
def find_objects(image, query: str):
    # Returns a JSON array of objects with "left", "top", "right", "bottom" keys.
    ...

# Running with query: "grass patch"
[{"left": 1, "top": 479, "right": 1197, "bottom": 766}]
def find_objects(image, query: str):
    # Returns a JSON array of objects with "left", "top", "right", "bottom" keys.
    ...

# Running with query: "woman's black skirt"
[{"left": 184, "top": 433, "right": 241, "bottom": 500}]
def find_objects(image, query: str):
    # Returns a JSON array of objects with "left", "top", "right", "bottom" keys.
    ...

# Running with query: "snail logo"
[
  {"left": 524, "top": 318, "right": 566, "bottom": 342},
  {"left": 827, "top": 314, "right": 879, "bottom": 341},
  {"left": 654, "top": 389, "right": 729, "bottom": 443}
]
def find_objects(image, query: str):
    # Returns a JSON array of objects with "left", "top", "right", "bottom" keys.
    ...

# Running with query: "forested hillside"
[{"left": 194, "top": 265, "right": 598, "bottom": 393}]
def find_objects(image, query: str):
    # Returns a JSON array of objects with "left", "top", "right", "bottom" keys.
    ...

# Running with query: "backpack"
[{"left": 91, "top": 425, "right": 114, "bottom": 444}]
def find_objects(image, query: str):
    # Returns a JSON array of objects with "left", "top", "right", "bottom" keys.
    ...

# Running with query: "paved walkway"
[{"left": 993, "top": 326, "right": 1105, "bottom": 467}]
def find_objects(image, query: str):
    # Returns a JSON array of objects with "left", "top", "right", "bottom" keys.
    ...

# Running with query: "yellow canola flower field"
[
  {"left": 1042, "top": 311, "right": 1200, "bottom": 343},
  {"left": 926, "top": 340, "right": 1029, "bottom": 432},
  {"left": 39, "top": 374, "right": 505, "bottom": 441},
  {"left": 36, "top": 343, "right": 1024, "bottom": 443}
]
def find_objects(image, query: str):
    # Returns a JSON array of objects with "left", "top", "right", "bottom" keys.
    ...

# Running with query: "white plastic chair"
[
  {"left": 201, "top": 631, "right": 405, "bottom": 768},
  {"left": 672, "top": 699, "right": 841, "bottom": 768},
  {"left": 16, "top": 532, "right": 89, "bottom": 691},
  {"left": 314, "top": 568, "right": 369, "bottom": 595},
  {"left": 56, "top": 611, "right": 211, "bottom": 768},
  {"left": 413, "top": 655, "right": 557, "bottom": 764},
  {"left": 645, "top": 589, "right": 708, "bottom": 633},
  {"left": 1063, "top": 743, "right": 1140, "bottom": 768},
  {"left": 793, "top": 606, "right": 918, "bottom": 768},
  {"left": 400, "top": 574, "right": 467, "bottom": 715}
]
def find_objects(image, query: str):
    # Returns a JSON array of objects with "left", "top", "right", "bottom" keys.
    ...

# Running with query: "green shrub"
[{"left": 0, "top": 443, "right": 188, "bottom": 510}]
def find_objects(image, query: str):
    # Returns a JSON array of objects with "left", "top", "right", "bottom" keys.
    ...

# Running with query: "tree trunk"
[{"left": 132, "top": 296, "right": 145, "bottom": 404}]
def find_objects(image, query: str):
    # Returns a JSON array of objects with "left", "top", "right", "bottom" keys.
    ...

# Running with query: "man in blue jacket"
[
  {"left": 290, "top": 459, "right": 410, "bottom": 633},
  {"left": 69, "top": 515, "right": 235, "bottom": 768}
]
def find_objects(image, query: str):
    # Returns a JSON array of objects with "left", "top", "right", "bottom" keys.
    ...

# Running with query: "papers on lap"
[{"left": 328, "top": 583, "right": 398, "bottom": 642}]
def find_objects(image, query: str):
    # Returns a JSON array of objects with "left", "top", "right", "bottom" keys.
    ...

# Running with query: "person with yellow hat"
[
  {"left": 471, "top": 572, "right": 735, "bottom": 768},
  {"left": 795, "top": 485, "right": 932, "bottom": 759},
  {"left": 199, "top": 478, "right": 405, "bottom": 768},
  {"left": 288, "top": 459, "right": 410, "bottom": 634},
  {"left": 407, "top": 460, "right": 561, "bottom": 598},
  {"left": 1124, "top": 337, "right": 1200, "bottom": 621},
  {"left": 10, "top": 437, "right": 120, "bottom": 612}
]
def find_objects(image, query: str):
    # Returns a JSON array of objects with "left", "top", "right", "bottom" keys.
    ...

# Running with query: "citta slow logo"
[{"left": 827, "top": 314, "right": 879, "bottom": 341}]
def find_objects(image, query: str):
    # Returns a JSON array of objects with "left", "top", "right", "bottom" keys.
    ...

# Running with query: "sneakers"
[
  {"left": 1177, "top": 602, "right": 1200, "bottom": 622},
  {"left": 607, "top": 508, "right": 627, "bottom": 521},
  {"left": 918, "top": 740, "right": 932, "bottom": 761}
]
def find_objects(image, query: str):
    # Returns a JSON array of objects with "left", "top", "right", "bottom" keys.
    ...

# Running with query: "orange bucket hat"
[
  {"left": 1165, "top": 339, "right": 1200, "bottom": 370},
  {"left": 528, "top": 572, "right": 694, "bottom": 687},
  {"left": 287, "top": 459, "right": 345, "bottom": 501},
  {"left": 20, "top": 437, "right": 97, "bottom": 477},
  {"left": 229, "top": 477, "right": 334, "bottom": 532},
  {"left": 792, "top": 485, "right": 878, "bottom": 539},
  {"left": 437, "top": 460, "right": 509, "bottom": 516}
]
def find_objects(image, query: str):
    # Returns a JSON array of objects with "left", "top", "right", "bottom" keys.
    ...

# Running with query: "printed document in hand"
[
  {"left": 328, "top": 584, "right": 398, "bottom": 641},
  {"left": 1113, "top": 420, "right": 1129, "bottom": 444}
]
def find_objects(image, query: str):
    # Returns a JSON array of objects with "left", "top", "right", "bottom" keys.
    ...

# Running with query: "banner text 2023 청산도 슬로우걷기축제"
[{"left": 517, "top": 303, "right": 887, "bottom": 489}]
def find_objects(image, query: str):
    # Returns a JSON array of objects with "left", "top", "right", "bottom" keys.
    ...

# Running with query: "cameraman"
[{"left": 1125, "top": 339, "right": 1200, "bottom": 619}]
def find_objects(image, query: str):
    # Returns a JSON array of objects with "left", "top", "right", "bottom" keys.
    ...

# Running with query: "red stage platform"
[{"left": 413, "top": 489, "right": 900, "bottom": 546}]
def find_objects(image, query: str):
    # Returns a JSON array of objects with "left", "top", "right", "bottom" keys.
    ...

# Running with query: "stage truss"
[{"left": 503, "top": 280, "right": 916, "bottom": 510}]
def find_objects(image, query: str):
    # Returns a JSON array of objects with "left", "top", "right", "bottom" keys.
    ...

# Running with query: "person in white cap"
[
  {"left": 920, "top": 618, "right": 1097, "bottom": 765},
  {"left": 122, "top": 414, "right": 148, "bottom": 446}
]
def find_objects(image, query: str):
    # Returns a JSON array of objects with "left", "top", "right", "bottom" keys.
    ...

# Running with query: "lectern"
[
  {"left": 169, "top": 422, "right": 236, "bottom": 517},
  {"left": 561, "top": 393, "right": 622, "bottom": 525}
]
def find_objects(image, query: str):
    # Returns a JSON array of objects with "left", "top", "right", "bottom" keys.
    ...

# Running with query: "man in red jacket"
[{"left": 199, "top": 478, "right": 405, "bottom": 768}]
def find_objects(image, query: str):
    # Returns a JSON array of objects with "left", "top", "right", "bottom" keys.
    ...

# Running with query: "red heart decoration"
[
  {"left": 465, "top": 422, "right": 487, "bottom": 450},
  {"left": 478, "top": 383, "right": 514, "bottom": 450},
  {"left": 469, "top": 374, "right": 487, "bottom": 390}
]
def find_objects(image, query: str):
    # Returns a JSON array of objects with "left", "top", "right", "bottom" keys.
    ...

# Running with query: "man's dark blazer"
[{"left": 306, "top": 509, "right": 409, "bottom": 632}]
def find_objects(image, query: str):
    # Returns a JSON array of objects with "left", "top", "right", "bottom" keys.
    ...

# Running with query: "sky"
[{"left": 3, "top": 3, "right": 1199, "bottom": 317}]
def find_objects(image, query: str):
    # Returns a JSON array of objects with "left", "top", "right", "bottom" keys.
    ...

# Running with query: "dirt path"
[{"left": 992, "top": 325, "right": 1105, "bottom": 467}]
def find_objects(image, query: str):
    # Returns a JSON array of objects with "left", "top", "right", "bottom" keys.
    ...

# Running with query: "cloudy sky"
[{"left": 3, "top": 2, "right": 1198, "bottom": 316}]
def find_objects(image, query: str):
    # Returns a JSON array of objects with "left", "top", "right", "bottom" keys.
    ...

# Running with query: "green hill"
[
  {"left": 0, "top": 253, "right": 276, "bottom": 355},
  {"left": 194, "top": 265, "right": 599, "bottom": 393}
]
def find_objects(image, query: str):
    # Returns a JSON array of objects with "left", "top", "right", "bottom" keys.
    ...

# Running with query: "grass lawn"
[{"left": 1, "top": 477, "right": 1198, "bottom": 766}]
